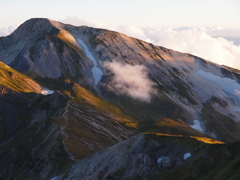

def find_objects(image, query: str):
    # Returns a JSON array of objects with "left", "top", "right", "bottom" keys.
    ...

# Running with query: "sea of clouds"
[
  {"left": 60, "top": 17, "right": 240, "bottom": 69},
  {"left": 1, "top": 17, "right": 239, "bottom": 69}
]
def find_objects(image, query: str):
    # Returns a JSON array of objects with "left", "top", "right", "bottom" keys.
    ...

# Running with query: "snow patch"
[
  {"left": 233, "top": 106, "right": 240, "bottom": 112},
  {"left": 157, "top": 156, "right": 164, "bottom": 164},
  {"left": 50, "top": 177, "right": 58, "bottom": 180},
  {"left": 77, "top": 39, "right": 103, "bottom": 84},
  {"left": 190, "top": 120, "right": 204, "bottom": 133},
  {"left": 196, "top": 70, "right": 240, "bottom": 99},
  {"left": 41, "top": 88, "right": 54, "bottom": 95},
  {"left": 183, "top": 153, "right": 191, "bottom": 160},
  {"left": 197, "top": 70, "right": 240, "bottom": 110}
]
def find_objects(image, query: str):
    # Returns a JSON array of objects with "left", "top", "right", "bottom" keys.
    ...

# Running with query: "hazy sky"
[{"left": 1, "top": 0, "right": 239, "bottom": 28}]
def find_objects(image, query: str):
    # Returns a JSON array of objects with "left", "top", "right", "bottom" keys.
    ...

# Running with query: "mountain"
[
  {"left": 1, "top": 18, "right": 240, "bottom": 179},
  {"left": 0, "top": 61, "right": 41, "bottom": 93},
  {"left": 0, "top": 57, "right": 135, "bottom": 179}
]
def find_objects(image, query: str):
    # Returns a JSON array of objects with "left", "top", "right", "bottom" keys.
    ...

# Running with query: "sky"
[{"left": 0, "top": 0, "right": 240, "bottom": 68}]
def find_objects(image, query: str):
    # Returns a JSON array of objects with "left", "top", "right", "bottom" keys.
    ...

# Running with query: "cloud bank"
[
  {"left": 140, "top": 28, "right": 240, "bottom": 69},
  {"left": 0, "top": 25, "right": 17, "bottom": 36},
  {"left": 60, "top": 17, "right": 240, "bottom": 69},
  {"left": 103, "top": 61, "right": 156, "bottom": 102}
]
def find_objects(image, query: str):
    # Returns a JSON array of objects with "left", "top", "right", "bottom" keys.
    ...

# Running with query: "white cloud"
[
  {"left": 206, "top": 27, "right": 240, "bottom": 45},
  {"left": 112, "top": 26, "right": 240, "bottom": 69},
  {"left": 114, "top": 25, "right": 153, "bottom": 43},
  {"left": 142, "top": 28, "right": 240, "bottom": 69},
  {"left": 60, "top": 17, "right": 240, "bottom": 69},
  {"left": 60, "top": 16, "right": 108, "bottom": 29},
  {"left": 103, "top": 61, "right": 156, "bottom": 102},
  {"left": 0, "top": 25, "right": 16, "bottom": 36}
]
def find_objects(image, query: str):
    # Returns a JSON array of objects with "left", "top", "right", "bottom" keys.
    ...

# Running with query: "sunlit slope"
[
  {"left": 142, "top": 118, "right": 207, "bottom": 137},
  {"left": 68, "top": 84, "right": 212, "bottom": 138},
  {"left": 0, "top": 61, "right": 41, "bottom": 93},
  {"left": 51, "top": 83, "right": 136, "bottom": 159},
  {"left": 53, "top": 83, "right": 221, "bottom": 160},
  {"left": 71, "top": 83, "right": 135, "bottom": 122}
]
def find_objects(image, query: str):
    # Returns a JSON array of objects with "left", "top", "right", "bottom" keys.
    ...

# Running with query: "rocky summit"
[{"left": 0, "top": 18, "right": 240, "bottom": 180}]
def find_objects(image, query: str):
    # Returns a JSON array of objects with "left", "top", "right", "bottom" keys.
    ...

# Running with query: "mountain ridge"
[
  {"left": 2, "top": 18, "right": 240, "bottom": 142},
  {"left": 1, "top": 18, "right": 240, "bottom": 179}
]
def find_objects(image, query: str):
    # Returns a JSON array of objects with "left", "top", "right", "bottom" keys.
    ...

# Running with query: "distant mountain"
[{"left": 1, "top": 18, "right": 240, "bottom": 179}]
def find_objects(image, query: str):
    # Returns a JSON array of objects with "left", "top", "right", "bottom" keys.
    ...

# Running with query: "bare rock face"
[
  {"left": 0, "top": 18, "right": 93, "bottom": 87},
  {"left": 0, "top": 18, "right": 57, "bottom": 67}
]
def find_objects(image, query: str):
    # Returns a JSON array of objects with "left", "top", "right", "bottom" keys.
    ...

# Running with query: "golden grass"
[
  {"left": 72, "top": 83, "right": 136, "bottom": 122},
  {"left": 155, "top": 118, "right": 186, "bottom": 127},
  {"left": 122, "top": 122, "right": 138, "bottom": 128},
  {"left": 190, "top": 136, "right": 225, "bottom": 144},
  {"left": 144, "top": 132, "right": 184, "bottom": 137},
  {"left": 56, "top": 29, "right": 81, "bottom": 52},
  {"left": 144, "top": 132, "right": 224, "bottom": 144},
  {"left": 0, "top": 62, "right": 41, "bottom": 93}
]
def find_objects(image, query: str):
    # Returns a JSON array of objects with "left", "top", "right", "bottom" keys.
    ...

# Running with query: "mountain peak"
[{"left": 14, "top": 18, "right": 56, "bottom": 34}]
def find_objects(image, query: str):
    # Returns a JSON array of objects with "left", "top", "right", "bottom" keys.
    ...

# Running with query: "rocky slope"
[
  {"left": 61, "top": 133, "right": 240, "bottom": 180},
  {"left": 1, "top": 18, "right": 240, "bottom": 179},
  {"left": 1, "top": 18, "right": 240, "bottom": 142},
  {"left": 0, "top": 59, "right": 136, "bottom": 180},
  {"left": 0, "top": 91, "right": 68, "bottom": 179}
]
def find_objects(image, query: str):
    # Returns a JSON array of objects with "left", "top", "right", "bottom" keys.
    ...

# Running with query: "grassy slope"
[
  {"left": 70, "top": 84, "right": 211, "bottom": 137},
  {"left": 61, "top": 84, "right": 222, "bottom": 158},
  {"left": 46, "top": 82, "right": 219, "bottom": 161},
  {"left": 54, "top": 83, "right": 137, "bottom": 159},
  {"left": 71, "top": 83, "right": 136, "bottom": 123},
  {"left": 0, "top": 61, "right": 41, "bottom": 93}
]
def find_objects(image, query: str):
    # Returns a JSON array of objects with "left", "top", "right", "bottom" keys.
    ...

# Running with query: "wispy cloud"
[{"left": 103, "top": 61, "right": 156, "bottom": 102}]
